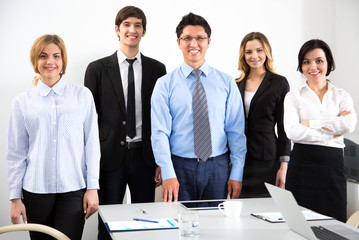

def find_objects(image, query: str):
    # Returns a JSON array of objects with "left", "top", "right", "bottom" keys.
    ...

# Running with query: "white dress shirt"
[
  {"left": 6, "top": 78, "right": 101, "bottom": 200},
  {"left": 117, "top": 50, "right": 142, "bottom": 142},
  {"left": 284, "top": 81, "right": 357, "bottom": 148}
]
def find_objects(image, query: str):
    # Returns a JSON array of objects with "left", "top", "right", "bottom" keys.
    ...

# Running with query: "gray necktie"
[{"left": 192, "top": 69, "right": 212, "bottom": 161}]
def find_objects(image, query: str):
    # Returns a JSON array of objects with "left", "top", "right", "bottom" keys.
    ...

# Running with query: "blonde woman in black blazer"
[{"left": 236, "top": 32, "right": 291, "bottom": 198}]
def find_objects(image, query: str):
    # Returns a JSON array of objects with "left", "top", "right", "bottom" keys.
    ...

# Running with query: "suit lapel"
[
  {"left": 237, "top": 79, "right": 247, "bottom": 117},
  {"left": 141, "top": 54, "right": 151, "bottom": 103},
  {"left": 249, "top": 71, "right": 272, "bottom": 109},
  {"left": 108, "top": 52, "right": 126, "bottom": 115}
]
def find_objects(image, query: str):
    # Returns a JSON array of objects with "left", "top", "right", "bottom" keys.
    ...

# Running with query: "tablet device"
[{"left": 180, "top": 199, "right": 225, "bottom": 210}]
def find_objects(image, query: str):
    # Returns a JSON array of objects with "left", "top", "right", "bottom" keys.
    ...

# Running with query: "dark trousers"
[
  {"left": 172, "top": 153, "right": 230, "bottom": 201},
  {"left": 22, "top": 189, "right": 85, "bottom": 240},
  {"left": 98, "top": 148, "right": 156, "bottom": 240}
]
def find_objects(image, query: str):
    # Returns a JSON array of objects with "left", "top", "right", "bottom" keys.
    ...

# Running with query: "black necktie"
[
  {"left": 192, "top": 69, "right": 212, "bottom": 161},
  {"left": 126, "top": 58, "right": 137, "bottom": 139}
]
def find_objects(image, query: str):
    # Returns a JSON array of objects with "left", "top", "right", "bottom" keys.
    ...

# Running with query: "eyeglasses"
[{"left": 179, "top": 36, "right": 209, "bottom": 43}]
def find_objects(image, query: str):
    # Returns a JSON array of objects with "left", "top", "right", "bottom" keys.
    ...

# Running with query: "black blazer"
[
  {"left": 84, "top": 52, "right": 166, "bottom": 171},
  {"left": 237, "top": 71, "right": 291, "bottom": 161}
]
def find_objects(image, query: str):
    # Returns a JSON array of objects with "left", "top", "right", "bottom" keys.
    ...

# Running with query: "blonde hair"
[
  {"left": 30, "top": 34, "right": 67, "bottom": 86},
  {"left": 236, "top": 32, "right": 275, "bottom": 82}
]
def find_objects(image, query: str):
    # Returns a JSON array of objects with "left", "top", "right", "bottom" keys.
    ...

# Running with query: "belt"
[
  {"left": 125, "top": 141, "right": 142, "bottom": 149},
  {"left": 173, "top": 152, "right": 228, "bottom": 162}
]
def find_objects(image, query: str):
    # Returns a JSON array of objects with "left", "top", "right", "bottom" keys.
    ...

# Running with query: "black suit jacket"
[
  {"left": 237, "top": 71, "right": 291, "bottom": 161},
  {"left": 84, "top": 52, "right": 166, "bottom": 171}
]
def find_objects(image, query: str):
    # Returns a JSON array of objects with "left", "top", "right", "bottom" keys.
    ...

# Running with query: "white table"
[{"left": 99, "top": 198, "right": 359, "bottom": 239}]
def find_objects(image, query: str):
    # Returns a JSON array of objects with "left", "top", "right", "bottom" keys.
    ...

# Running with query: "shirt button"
[
  {"left": 53, "top": 122, "right": 56, "bottom": 125},
  {"left": 53, "top": 139, "right": 57, "bottom": 142},
  {"left": 122, "top": 121, "right": 126, "bottom": 126},
  {"left": 52, "top": 157, "right": 55, "bottom": 160},
  {"left": 120, "top": 141, "right": 125, "bottom": 146}
]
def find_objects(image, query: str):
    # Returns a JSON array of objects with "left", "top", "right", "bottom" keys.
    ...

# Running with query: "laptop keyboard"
[{"left": 311, "top": 226, "right": 349, "bottom": 240}]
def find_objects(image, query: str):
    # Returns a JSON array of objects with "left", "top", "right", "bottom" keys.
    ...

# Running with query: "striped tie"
[{"left": 192, "top": 69, "right": 212, "bottom": 161}]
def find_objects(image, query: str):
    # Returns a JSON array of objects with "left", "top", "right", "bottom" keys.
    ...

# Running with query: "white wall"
[{"left": 0, "top": 0, "right": 358, "bottom": 239}]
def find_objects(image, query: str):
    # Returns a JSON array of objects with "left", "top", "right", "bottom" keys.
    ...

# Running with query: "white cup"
[{"left": 218, "top": 201, "right": 242, "bottom": 218}]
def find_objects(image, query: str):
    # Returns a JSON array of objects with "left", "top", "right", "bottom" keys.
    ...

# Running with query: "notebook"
[
  {"left": 105, "top": 218, "right": 178, "bottom": 232},
  {"left": 251, "top": 210, "right": 333, "bottom": 223},
  {"left": 264, "top": 183, "right": 358, "bottom": 240}
]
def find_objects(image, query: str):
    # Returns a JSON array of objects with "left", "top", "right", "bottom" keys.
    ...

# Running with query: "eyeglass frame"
[{"left": 178, "top": 36, "right": 209, "bottom": 43}]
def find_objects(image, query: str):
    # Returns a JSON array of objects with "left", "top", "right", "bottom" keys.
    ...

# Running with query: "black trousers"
[
  {"left": 22, "top": 189, "right": 86, "bottom": 240},
  {"left": 98, "top": 148, "right": 156, "bottom": 240}
]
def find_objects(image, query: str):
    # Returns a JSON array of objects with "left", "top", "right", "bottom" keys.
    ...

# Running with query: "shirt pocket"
[
  {"left": 24, "top": 110, "right": 41, "bottom": 138},
  {"left": 62, "top": 111, "right": 83, "bottom": 141}
]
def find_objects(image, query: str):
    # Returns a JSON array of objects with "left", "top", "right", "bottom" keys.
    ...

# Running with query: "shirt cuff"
[
  {"left": 86, "top": 179, "right": 99, "bottom": 190},
  {"left": 9, "top": 189, "right": 22, "bottom": 200},
  {"left": 279, "top": 156, "right": 290, "bottom": 162},
  {"left": 160, "top": 165, "right": 177, "bottom": 181},
  {"left": 229, "top": 165, "right": 243, "bottom": 182}
]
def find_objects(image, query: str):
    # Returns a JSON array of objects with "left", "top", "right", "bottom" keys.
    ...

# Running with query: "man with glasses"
[
  {"left": 151, "top": 12, "right": 246, "bottom": 203},
  {"left": 84, "top": 6, "right": 166, "bottom": 240}
]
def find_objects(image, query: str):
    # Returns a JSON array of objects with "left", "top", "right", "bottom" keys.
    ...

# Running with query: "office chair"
[
  {"left": 347, "top": 210, "right": 359, "bottom": 228},
  {"left": 0, "top": 223, "right": 70, "bottom": 240}
]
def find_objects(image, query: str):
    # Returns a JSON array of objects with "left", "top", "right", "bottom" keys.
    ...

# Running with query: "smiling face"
[
  {"left": 37, "top": 43, "right": 63, "bottom": 87},
  {"left": 177, "top": 25, "right": 210, "bottom": 69},
  {"left": 244, "top": 39, "right": 266, "bottom": 71},
  {"left": 301, "top": 48, "right": 328, "bottom": 84},
  {"left": 116, "top": 17, "right": 145, "bottom": 50}
]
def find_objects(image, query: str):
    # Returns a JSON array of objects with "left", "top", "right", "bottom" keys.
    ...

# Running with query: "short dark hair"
[
  {"left": 115, "top": 6, "right": 147, "bottom": 32},
  {"left": 176, "top": 12, "right": 211, "bottom": 39},
  {"left": 297, "top": 39, "right": 335, "bottom": 76}
]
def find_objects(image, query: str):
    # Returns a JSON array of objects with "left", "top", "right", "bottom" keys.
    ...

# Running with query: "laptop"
[{"left": 265, "top": 183, "right": 359, "bottom": 240}]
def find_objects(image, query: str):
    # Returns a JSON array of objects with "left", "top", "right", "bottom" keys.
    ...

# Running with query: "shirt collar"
[
  {"left": 181, "top": 61, "right": 209, "bottom": 79},
  {"left": 37, "top": 77, "right": 66, "bottom": 96},
  {"left": 117, "top": 50, "right": 142, "bottom": 64},
  {"left": 300, "top": 80, "right": 332, "bottom": 92}
]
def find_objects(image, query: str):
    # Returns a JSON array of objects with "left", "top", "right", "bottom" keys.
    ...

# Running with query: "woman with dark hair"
[
  {"left": 284, "top": 39, "right": 357, "bottom": 222},
  {"left": 6, "top": 34, "right": 100, "bottom": 239},
  {"left": 236, "top": 32, "right": 291, "bottom": 198}
]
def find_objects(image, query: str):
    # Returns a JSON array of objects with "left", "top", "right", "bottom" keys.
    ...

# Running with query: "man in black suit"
[{"left": 84, "top": 6, "right": 166, "bottom": 240}]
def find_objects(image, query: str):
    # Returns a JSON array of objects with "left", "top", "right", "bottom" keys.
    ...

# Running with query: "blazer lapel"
[
  {"left": 141, "top": 54, "right": 150, "bottom": 102},
  {"left": 249, "top": 71, "right": 272, "bottom": 109},
  {"left": 108, "top": 52, "right": 126, "bottom": 115}
]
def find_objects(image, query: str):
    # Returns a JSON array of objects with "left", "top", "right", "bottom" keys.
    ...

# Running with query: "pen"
[
  {"left": 133, "top": 218, "right": 159, "bottom": 223},
  {"left": 278, "top": 218, "right": 284, "bottom": 220},
  {"left": 140, "top": 208, "right": 147, "bottom": 215}
]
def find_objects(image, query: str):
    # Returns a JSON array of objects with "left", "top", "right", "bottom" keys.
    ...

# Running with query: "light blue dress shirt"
[
  {"left": 6, "top": 78, "right": 101, "bottom": 200},
  {"left": 151, "top": 61, "right": 246, "bottom": 182}
]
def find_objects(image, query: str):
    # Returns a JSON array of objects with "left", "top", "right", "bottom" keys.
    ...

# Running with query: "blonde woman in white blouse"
[{"left": 284, "top": 39, "right": 356, "bottom": 222}]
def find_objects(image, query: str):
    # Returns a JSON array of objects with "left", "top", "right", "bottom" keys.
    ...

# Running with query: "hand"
[
  {"left": 161, "top": 178, "right": 179, "bottom": 202},
  {"left": 275, "top": 162, "right": 288, "bottom": 189},
  {"left": 11, "top": 199, "right": 27, "bottom": 224},
  {"left": 227, "top": 180, "right": 242, "bottom": 199},
  {"left": 83, "top": 189, "right": 99, "bottom": 220},
  {"left": 339, "top": 110, "right": 351, "bottom": 117},
  {"left": 154, "top": 166, "right": 162, "bottom": 188},
  {"left": 300, "top": 120, "right": 310, "bottom": 127}
]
